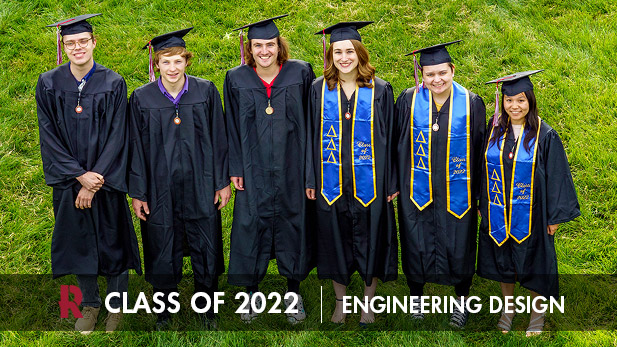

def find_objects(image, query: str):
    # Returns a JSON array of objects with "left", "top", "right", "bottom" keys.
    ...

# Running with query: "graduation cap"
[
  {"left": 46, "top": 14, "right": 102, "bottom": 66},
  {"left": 144, "top": 27, "right": 193, "bottom": 52},
  {"left": 143, "top": 28, "right": 193, "bottom": 82},
  {"left": 232, "top": 15, "right": 288, "bottom": 65},
  {"left": 485, "top": 70, "right": 544, "bottom": 126},
  {"left": 316, "top": 21, "right": 373, "bottom": 43},
  {"left": 405, "top": 40, "right": 462, "bottom": 91},
  {"left": 315, "top": 21, "right": 373, "bottom": 70}
]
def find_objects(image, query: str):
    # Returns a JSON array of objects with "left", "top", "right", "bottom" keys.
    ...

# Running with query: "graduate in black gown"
[
  {"left": 36, "top": 14, "right": 141, "bottom": 334},
  {"left": 395, "top": 41, "right": 486, "bottom": 327},
  {"left": 479, "top": 70, "right": 580, "bottom": 336},
  {"left": 128, "top": 28, "right": 230, "bottom": 329},
  {"left": 224, "top": 15, "right": 315, "bottom": 323},
  {"left": 306, "top": 22, "right": 399, "bottom": 325}
]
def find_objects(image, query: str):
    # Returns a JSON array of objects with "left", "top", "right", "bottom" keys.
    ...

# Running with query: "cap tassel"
[
  {"left": 239, "top": 29, "right": 245, "bottom": 66},
  {"left": 492, "top": 83, "right": 500, "bottom": 127},
  {"left": 413, "top": 54, "right": 419, "bottom": 91},
  {"left": 148, "top": 42, "right": 156, "bottom": 82},
  {"left": 56, "top": 26, "right": 62, "bottom": 65},
  {"left": 322, "top": 30, "right": 327, "bottom": 71}
]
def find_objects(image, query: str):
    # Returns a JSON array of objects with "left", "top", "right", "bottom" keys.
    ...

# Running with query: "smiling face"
[
  {"left": 156, "top": 54, "right": 187, "bottom": 85},
  {"left": 421, "top": 62, "right": 454, "bottom": 98},
  {"left": 332, "top": 40, "right": 359, "bottom": 75},
  {"left": 250, "top": 38, "right": 279, "bottom": 69},
  {"left": 503, "top": 92, "right": 530, "bottom": 125},
  {"left": 62, "top": 32, "right": 96, "bottom": 67}
]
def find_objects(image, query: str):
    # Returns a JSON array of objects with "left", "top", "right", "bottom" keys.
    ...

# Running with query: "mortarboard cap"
[
  {"left": 233, "top": 14, "right": 288, "bottom": 40},
  {"left": 486, "top": 69, "right": 544, "bottom": 96},
  {"left": 485, "top": 70, "right": 544, "bottom": 126},
  {"left": 406, "top": 40, "right": 461, "bottom": 67},
  {"left": 47, "top": 13, "right": 101, "bottom": 36},
  {"left": 403, "top": 40, "right": 461, "bottom": 91},
  {"left": 143, "top": 27, "right": 193, "bottom": 52},
  {"left": 143, "top": 27, "right": 193, "bottom": 83},
  {"left": 315, "top": 21, "right": 373, "bottom": 43},
  {"left": 233, "top": 15, "right": 288, "bottom": 66},
  {"left": 46, "top": 14, "right": 101, "bottom": 66}
]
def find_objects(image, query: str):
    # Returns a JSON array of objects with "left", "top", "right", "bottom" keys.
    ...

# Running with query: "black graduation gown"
[
  {"left": 128, "top": 76, "right": 228, "bottom": 289},
  {"left": 395, "top": 85, "right": 486, "bottom": 285},
  {"left": 223, "top": 60, "right": 316, "bottom": 286},
  {"left": 35, "top": 63, "right": 141, "bottom": 277},
  {"left": 306, "top": 77, "right": 398, "bottom": 286},
  {"left": 477, "top": 120, "right": 580, "bottom": 298}
]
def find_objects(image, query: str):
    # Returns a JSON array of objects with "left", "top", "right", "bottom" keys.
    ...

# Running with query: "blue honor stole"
[
  {"left": 320, "top": 79, "right": 376, "bottom": 206},
  {"left": 485, "top": 118, "right": 541, "bottom": 246},
  {"left": 409, "top": 81, "right": 471, "bottom": 218}
]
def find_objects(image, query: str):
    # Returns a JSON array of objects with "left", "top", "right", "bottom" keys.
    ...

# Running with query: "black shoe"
[
  {"left": 449, "top": 299, "right": 470, "bottom": 329},
  {"left": 155, "top": 312, "right": 171, "bottom": 331}
]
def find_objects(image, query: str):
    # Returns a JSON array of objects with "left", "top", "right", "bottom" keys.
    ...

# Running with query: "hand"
[
  {"left": 74, "top": 186, "right": 95, "bottom": 209},
  {"left": 215, "top": 185, "right": 232, "bottom": 210},
  {"left": 547, "top": 224, "right": 559, "bottom": 235},
  {"left": 132, "top": 198, "right": 150, "bottom": 221},
  {"left": 387, "top": 191, "right": 400, "bottom": 203},
  {"left": 77, "top": 171, "right": 104, "bottom": 192},
  {"left": 231, "top": 176, "right": 244, "bottom": 191},
  {"left": 306, "top": 188, "right": 316, "bottom": 200}
]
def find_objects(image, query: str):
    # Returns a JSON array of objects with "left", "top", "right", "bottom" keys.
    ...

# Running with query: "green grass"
[{"left": 1, "top": 0, "right": 616, "bottom": 345}]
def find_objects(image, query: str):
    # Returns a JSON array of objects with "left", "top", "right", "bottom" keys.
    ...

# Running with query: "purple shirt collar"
[{"left": 158, "top": 74, "right": 189, "bottom": 106}]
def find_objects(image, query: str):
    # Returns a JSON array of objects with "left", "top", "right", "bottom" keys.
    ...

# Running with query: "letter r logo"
[{"left": 59, "top": 285, "right": 83, "bottom": 318}]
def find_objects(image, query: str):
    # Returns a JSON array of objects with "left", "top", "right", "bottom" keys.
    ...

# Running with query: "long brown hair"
[
  {"left": 490, "top": 90, "right": 540, "bottom": 152},
  {"left": 324, "top": 39, "right": 375, "bottom": 91},
  {"left": 244, "top": 36, "right": 290, "bottom": 68}
]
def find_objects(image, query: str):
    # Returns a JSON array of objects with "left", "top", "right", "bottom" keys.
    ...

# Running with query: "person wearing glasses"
[{"left": 35, "top": 14, "right": 141, "bottom": 334}]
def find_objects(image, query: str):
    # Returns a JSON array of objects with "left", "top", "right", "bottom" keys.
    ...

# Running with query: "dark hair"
[
  {"left": 244, "top": 36, "right": 290, "bottom": 68},
  {"left": 490, "top": 90, "right": 540, "bottom": 152},
  {"left": 324, "top": 39, "right": 375, "bottom": 91},
  {"left": 154, "top": 46, "right": 194, "bottom": 72}
]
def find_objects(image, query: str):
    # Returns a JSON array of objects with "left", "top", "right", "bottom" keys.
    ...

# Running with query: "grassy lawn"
[{"left": 0, "top": 0, "right": 616, "bottom": 345}]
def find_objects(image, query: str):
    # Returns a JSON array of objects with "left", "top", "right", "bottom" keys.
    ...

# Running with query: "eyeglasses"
[{"left": 63, "top": 38, "right": 92, "bottom": 50}]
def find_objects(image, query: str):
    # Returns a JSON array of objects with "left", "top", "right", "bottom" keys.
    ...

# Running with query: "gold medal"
[
  {"left": 265, "top": 106, "right": 274, "bottom": 115},
  {"left": 75, "top": 105, "right": 83, "bottom": 113},
  {"left": 174, "top": 116, "right": 181, "bottom": 125},
  {"left": 432, "top": 123, "right": 439, "bottom": 132}
]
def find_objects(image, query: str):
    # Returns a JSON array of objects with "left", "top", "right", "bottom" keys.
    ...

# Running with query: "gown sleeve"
[
  {"left": 209, "top": 83, "right": 230, "bottom": 191},
  {"left": 91, "top": 77, "right": 130, "bottom": 192},
  {"left": 394, "top": 89, "right": 408, "bottom": 149},
  {"left": 127, "top": 91, "right": 148, "bottom": 201},
  {"left": 305, "top": 82, "right": 318, "bottom": 190},
  {"left": 383, "top": 82, "right": 398, "bottom": 196},
  {"left": 36, "top": 75, "right": 87, "bottom": 186},
  {"left": 223, "top": 71, "right": 244, "bottom": 178},
  {"left": 543, "top": 129, "right": 581, "bottom": 225},
  {"left": 471, "top": 94, "right": 487, "bottom": 201}
]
